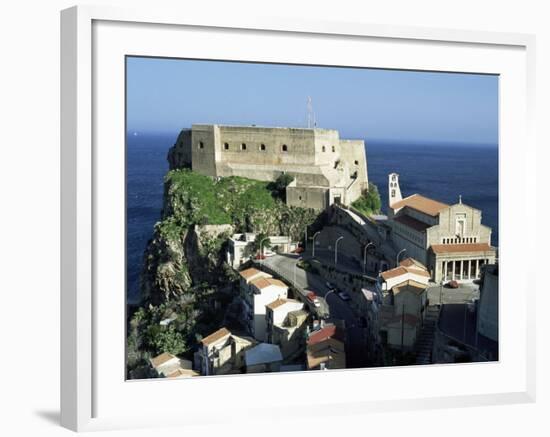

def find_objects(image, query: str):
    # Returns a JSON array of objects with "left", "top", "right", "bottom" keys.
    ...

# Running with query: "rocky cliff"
[{"left": 139, "top": 168, "right": 321, "bottom": 305}]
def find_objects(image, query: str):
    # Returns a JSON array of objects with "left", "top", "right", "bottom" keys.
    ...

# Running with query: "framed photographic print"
[{"left": 61, "top": 5, "right": 536, "bottom": 432}]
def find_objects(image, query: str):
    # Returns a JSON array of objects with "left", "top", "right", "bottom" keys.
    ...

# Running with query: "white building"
[
  {"left": 149, "top": 352, "right": 199, "bottom": 378},
  {"left": 265, "top": 298, "right": 308, "bottom": 360},
  {"left": 247, "top": 277, "right": 289, "bottom": 341},
  {"left": 227, "top": 233, "right": 293, "bottom": 268},
  {"left": 378, "top": 257, "right": 431, "bottom": 292},
  {"left": 194, "top": 327, "right": 256, "bottom": 376}
]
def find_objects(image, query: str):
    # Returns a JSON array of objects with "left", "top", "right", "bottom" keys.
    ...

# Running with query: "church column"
[
  {"left": 459, "top": 260, "right": 463, "bottom": 280},
  {"left": 476, "top": 259, "right": 480, "bottom": 278},
  {"left": 467, "top": 260, "right": 471, "bottom": 280},
  {"left": 451, "top": 260, "right": 455, "bottom": 280}
]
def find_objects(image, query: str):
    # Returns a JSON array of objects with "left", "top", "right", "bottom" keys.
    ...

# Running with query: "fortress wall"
[
  {"left": 286, "top": 185, "right": 328, "bottom": 210},
  {"left": 313, "top": 129, "right": 340, "bottom": 166},
  {"left": 191, "top": 125, "right": 220, "bottom": 177},
  {"left": 339, "top": 139, "right": 368, "bottom": 191},
  {"left": 217, "top": 125, "right": 317, "bottom": 167}
]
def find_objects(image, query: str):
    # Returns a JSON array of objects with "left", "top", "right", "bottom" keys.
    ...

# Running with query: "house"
[
  {"left": 379, "top": 279, "right": 428, "bottom": 350},
  {"left": 239, "top": 268, "right": 289, "bottom": 340},
  {"left": 245, "top": 343, "right": 283, "bottom": 373},
  {"left": 194, "top": 327, "right": 257, "bottom": 375},
  {"left": 306, "top": 324, "right": 346, "bottom": 370},
  {"left": 378, "top": 257, "right": 431, "bottom": 293},
  {"left": 387, "top": 173, "right": 496, "bottom": 282},
  {"left": 149, "top": 352, "right": 199, "bottom": 378},
  {"left": 265, "top": 298, "right": 308, "bottom": 361},
  {"left": 227, "top": 233, "right": 293, "bottom": 268}
]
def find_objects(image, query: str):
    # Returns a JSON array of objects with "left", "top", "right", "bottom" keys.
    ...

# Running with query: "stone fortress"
[{"left": 168, "top": 124, "right": 369, "bottom": 210}]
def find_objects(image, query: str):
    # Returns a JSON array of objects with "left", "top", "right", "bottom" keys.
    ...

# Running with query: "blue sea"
[{"left": 126, "top": 133, "right": 499, "bottom": 303}]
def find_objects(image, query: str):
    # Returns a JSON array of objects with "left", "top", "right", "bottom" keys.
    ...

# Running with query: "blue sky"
[{"left": 126, "top": 56, "right": 498, "bottom": 145}]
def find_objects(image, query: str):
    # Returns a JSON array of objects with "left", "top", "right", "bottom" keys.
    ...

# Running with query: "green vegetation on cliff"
[
  {"left": 159, "top": 169, "right": 318, "bottom": 243},
  {"left": 351, "top": 182, "right": 382, "bottom": 216}
]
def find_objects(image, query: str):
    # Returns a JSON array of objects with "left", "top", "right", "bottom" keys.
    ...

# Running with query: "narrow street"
[{"left": 262, "top": 254, "right": 368, "bottom": 368}]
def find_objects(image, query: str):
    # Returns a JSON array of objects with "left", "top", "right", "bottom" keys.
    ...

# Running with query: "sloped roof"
[
  {"left": 245, "top": 343, "right": 283, "bottom": 366},
  {"left": 166, "top": 368, "right": 199, "bottom": 378},
  {"left": 393, "top": 280, "right": 428, "bottom": 295},
  {"left": 391, "top": 194, "right": 449, "bottom": 216},
  {"left": 307, "top": 324, "right": 345, "bottom": 346},
  {"left": 400, "top": 257, "right": 427, "bottom": 270},
  {"left": 239, "top": 268, "right": 271, "bottom": 281},
  {"left": 150, "top": 352, "right": 177, "bottom": 369},
  {"left": 201, "top": 327, "right": 231, "bottom": 346},
  {"left": 431, "top": 243, "right": 494, "bottom": 254}
]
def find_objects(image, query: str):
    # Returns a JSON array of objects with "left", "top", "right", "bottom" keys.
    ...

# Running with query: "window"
[
  {"left": 224, "top": 142, "right": 229, "bottom": 150},
  {"left": 198, "top": 141, "right": 204, "bottom": 149},
  {"left": 282, "top": 144, "right": 288, "bottom": 152},
  {"left": 322, "top": 146, "right": 326, "bottom": 152},
  {"left": 332, "top": 146, "right": 336, "bottom": 152},
  {"left": 455, "top": 213, "right": 467, "bottom": 236},
  {"left": 260, "top": 144, "right": 266, "bottom": 151},
  {"left": 354, "top": 160, "right": 359, "bottom": 165},
  {"left": 241, "top": 143, "right": 247, "bottom": 151}
]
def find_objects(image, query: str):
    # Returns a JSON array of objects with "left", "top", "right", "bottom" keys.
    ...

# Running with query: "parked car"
[
  {"left": 325, "top": 281, "right": 335, "bottom": 290},
  {"left": 254, "top": 254, "right": 266, "bottom": 260},
  {"left": 293, "top": 246, "right": 305, "bottom": 254},
  {"left": 306, "top": 291, "right": 321, "bottom": 308},
  {"left": 337, "top": 291, "right": 351, "bottom": 301},
  {"left": 447, "top": 280, "right": 459, "bottom": 289}
]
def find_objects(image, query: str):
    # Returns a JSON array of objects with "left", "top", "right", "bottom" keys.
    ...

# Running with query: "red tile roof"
[
  {"left": 201, "top": 327, "right": 231, "bottom": 346},
  {"left": 391, "top": 194, "right": 448, "bottom": 216},
  {"left": 431, "top": 243, "right": 493, "bottom": 254},
  {"left": 307, "top": 324, "right": 344, "bottom": 346}
]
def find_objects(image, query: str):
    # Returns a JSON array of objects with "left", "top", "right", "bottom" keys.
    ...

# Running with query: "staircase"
[{"left": 415, "top": 306, "right": 440, "bottom": 365}]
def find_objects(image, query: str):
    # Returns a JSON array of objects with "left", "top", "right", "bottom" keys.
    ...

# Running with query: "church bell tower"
[{"left": 388, "top": 173, "right": 402, "bottom": 207}]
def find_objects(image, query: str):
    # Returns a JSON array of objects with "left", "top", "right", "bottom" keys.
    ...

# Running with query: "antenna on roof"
[{"left": 307, "top": 96, "right": 316, "bottom": 128}]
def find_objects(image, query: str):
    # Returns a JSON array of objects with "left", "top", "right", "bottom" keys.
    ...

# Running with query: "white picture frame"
[{"left": 60, "top": 5, "right": 536, "bottom": 432}]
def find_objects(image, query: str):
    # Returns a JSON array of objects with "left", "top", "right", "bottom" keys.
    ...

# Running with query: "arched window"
[
  {"left": 260, "top": 144, "right": 266, "bottom": 151},
  {"left": 282, "top": 144, "right": 288, "bottom": 152},
  {"left": 241, "top": 143, "right": 247, "bottom": 151},
  {"left": 198, "top": 141, "right": 204, "bottom": 149},
  {"left": 224, "top": 143, "right": 229, "bottom": 150}
]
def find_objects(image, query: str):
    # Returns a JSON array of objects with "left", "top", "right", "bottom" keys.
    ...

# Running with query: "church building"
[{"left": 387, "top": 173, "right": 496, "bottom": 283}]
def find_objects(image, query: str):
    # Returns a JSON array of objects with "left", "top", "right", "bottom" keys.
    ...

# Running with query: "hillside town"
[{"left": 136, "top": 124, "right": 499, "bottom": 380}]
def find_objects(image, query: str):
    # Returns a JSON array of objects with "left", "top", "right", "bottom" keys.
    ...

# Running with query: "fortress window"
[
  {"left": 282, "top": 144, "right": 288, "bottom": 152},
  {"left": 322, "top": 146, "right": 326, "bottom": 152},
  {"left": 354, "top": 160, "right": 359, "bottom": 165},
  {"left": 332, "top": 146, "right": 336, "bottom": 152},
  {"left": 241, "top": 143, "right": 247, "bottom": 150},
  {"left": 198, "top": 141, "right": 204, "bottom": 149},
  {"left": 224, "top": 143, "right": 229, "bottom": 150},
  {"left": 260, "top": 144, "right": 266, "bottom": 151}
]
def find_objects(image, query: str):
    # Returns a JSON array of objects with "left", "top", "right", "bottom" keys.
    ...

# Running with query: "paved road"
[
  {"left": 263, "top": 254, "right": 368, "bottom": 368},
  {"left": 426, "top": 282, "right": 480, "bottom": 305}
]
